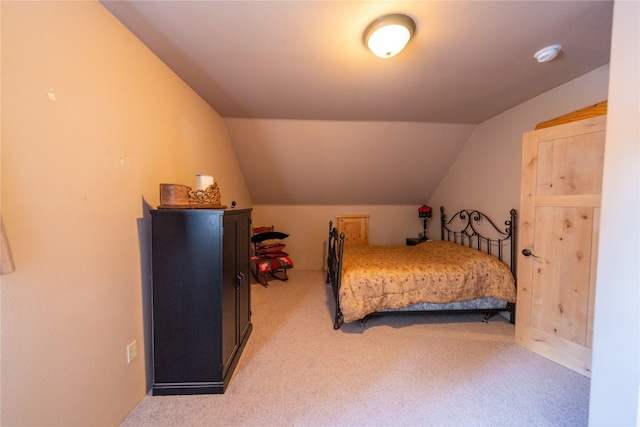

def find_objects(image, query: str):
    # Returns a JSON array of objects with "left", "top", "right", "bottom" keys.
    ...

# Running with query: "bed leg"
[
  {"left": 482, "top": 312, "right": 491, "bottom": 322},
  {"left": 333, "top": 311, "right": 344, "bottom": 330},
  {"left": 508, "top": 303, "right": 516, "bottom": 324},
  {"left": 359, "top": 316, "right": 371, "bottom": 327}
]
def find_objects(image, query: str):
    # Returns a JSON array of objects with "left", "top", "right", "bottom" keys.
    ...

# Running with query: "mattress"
[{"left": 339, "top": 240, "right": 516, "bottom": 323}]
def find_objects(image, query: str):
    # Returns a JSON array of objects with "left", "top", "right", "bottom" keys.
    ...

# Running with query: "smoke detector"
[{"left": 534, "top": 45, "right": 562, "bottom": 63}]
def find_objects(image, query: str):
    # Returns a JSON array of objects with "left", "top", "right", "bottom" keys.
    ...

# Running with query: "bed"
[{"left": 326, "top": 207, "right": 517, "bottom": 329}]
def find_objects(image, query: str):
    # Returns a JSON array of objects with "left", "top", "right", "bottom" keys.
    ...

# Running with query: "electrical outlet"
[{"left": 127, "top": 340, "right": 137, "bottom": 364}]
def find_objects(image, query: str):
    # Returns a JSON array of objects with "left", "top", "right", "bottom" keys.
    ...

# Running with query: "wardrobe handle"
[
  {"left": 237, "top": 272, "right": 245, "bottom": 289},
  {"left": 522, "top": 249, "right": 540, "bottom": 259}
]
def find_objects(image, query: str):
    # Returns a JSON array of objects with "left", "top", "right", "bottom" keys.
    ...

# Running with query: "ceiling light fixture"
[
  {"left": 364, "top": 14, "right": 416, "bottom": 58},
  {"left": 534, "top": 45, "right": 562, "bottom": 63}
]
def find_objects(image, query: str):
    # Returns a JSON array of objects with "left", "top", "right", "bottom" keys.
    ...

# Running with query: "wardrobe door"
[
  {"left": 151, "top": 210, "right": 223, "bottom": 388},
  {"left": 236, "top": 211, "right": 252, "bottom": 342},
  {"left": 221, "top": 209, "right": 252, "bottom": 378},
  {"left": 516, "top": 115, "right": 605, "bottom": 377},
  {"left": 221, "top": 212, "right": 240, "bottom": 378}
]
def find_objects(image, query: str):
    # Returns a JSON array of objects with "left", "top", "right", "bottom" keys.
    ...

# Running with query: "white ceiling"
[
  {"left": 101, "top": 0, "right": 613, "bottom": 124},
  {"left": 100, "top": 1, "right": 613, "bottom": 206}
]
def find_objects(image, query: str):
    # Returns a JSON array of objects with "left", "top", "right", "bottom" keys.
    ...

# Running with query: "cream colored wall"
[
  {"left": 428, "top": 64, "right": 610, "bottom": 227},
  {"left": 0, "top": 2, "right": 250, "bottom": 425},
  {"left": 226, "top": 119, "right": 475, "bottom": 205}
]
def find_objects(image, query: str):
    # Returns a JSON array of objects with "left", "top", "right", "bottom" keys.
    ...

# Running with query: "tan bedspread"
[{"left": 339, "top": 240, "right": 516, "bottom": 323}]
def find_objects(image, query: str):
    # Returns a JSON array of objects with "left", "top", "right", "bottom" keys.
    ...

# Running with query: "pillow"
[
  {"left": 253, "top": 251, "right": 289, "bottom": 259},
  {"left": 252, "top": 255, "right": 294, "bottom": 273},
  {"left": 256, "top": 238, "right": 285, "bottom": 249},
  {"left": 251, "top": 231, "right": 289, "bottom": 243},
  {"left": 256, "top": 245, "right": 286, "bottom": 255}
]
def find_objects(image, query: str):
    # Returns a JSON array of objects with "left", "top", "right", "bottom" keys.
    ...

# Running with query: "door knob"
[{"left": 522, "top": 249, "right": 540, "bottom": 258}]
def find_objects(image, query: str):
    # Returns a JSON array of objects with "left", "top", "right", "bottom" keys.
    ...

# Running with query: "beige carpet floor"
[{"left": 121, "top": 270, "right": 590, "bottom": 426}]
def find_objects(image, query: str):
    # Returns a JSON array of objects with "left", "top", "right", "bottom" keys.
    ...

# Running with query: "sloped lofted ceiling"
[{"left": 101, "top": 1, "right": 613, "bottom": 205}]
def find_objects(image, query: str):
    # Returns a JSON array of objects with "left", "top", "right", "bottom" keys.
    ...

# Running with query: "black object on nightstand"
[{"left": 406, "top": 238, "right": 427, "bottom": 246}]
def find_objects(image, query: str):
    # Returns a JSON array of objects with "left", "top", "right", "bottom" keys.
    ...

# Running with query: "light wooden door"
[
  {"left": 516, "top": 115, "right": 606, "bottom": 377},
  {"left": 336, "top": 214, "right": 369, "bottom": 247}
]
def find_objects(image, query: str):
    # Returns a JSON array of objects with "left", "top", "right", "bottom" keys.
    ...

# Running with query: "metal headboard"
[{"left": 440, "top": 206, "right": 518, "bottom": 278}]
